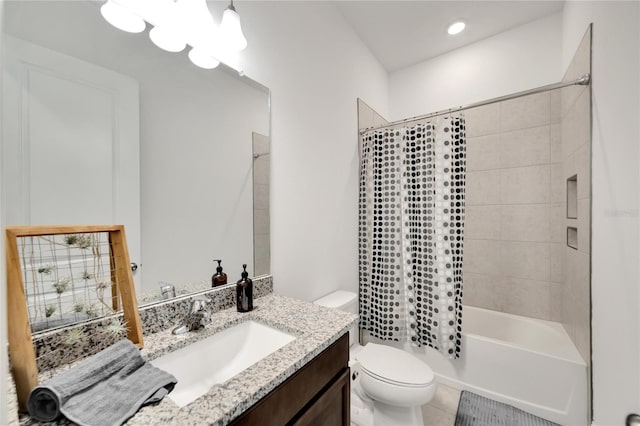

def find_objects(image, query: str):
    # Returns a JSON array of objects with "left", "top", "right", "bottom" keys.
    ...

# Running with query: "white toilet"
[{"left": 314, "top": 290, "right": 437, "bottom": 426}]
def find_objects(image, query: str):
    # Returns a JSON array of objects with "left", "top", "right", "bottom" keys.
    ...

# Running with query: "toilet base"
[{"left": 351, "top": 382, "right": 424, "bottom": 426}]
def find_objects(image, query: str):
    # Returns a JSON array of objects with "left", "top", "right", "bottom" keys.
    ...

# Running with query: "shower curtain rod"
[{"left": 359, "top": 73, "right": 591, "bottom": 134}]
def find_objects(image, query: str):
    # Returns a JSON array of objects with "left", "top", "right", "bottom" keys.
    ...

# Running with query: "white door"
[{"left": 2, "top": 36, "right": 141, "bottom": 292}]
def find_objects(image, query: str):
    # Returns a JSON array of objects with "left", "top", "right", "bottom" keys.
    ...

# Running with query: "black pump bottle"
[
  {"left": 212, "top": 259, "right": 227, "bottom": 287},
  {"left": 236, "top": 264, "right": 253, "bottom": 312}
]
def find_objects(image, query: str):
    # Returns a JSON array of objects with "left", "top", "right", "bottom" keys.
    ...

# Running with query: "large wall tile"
[
  {"left": 550, "top": 281, "right": 562, "bottom": 322},
  {"left": 573, "top": 251, "right": 591, "bottom": 364},
  {"left": 465, "top": 205, "right": 501, "bottom": 240},
  {"left": 501, "top": 241, "right": 550, "bottom": 281},
  {"left": 578, "top": 198, "right": 590, "bottom": 253},
  {"left": 575, "top": 141, "right": 591, "bottom": 200},
  {"left": 254, "top": 208, "right": 270, "bottom": 235},
  {"left": 550, "top": 89, "right": 561, "bottom": 124},
  {"left": 501, "top": 125, "right": 550, "bottom": 168},
  {"left": 501, "top": 204, "right": 550, "bottom": 242},
  {"left": 254, "top": 183, "right": 270, "bottom": 210},
  {"left": 572, "top": 90, "right": 591, "bottom": 149},
  {"left": 561, "top": 247, "right": 578, "bottom": 338},
  {"left": 550, "top": 242, "right": 563, "bottom": 282},
  {"left": 462, "top": 272, "right": 508, "bottom": 312},
  {"left": 550, "top": 203, "right": 563, "bottom": 243},
  {"left": 501, "top": 92, "right": 551, "bottom": 132},
  {"left": 550, "top": 163, "right": 563, "bottom": 203},
  {"left": 560, "top": 84, "right": 586, "bottom": 119},
  {"left": 466, "top": 134, "right": 501, "bottom": 171},
  {"left": 504, "top": 277, "right": 552, "bottom": 320},
  {"left": 465, "top": 103, "right": 500, "bottom": 137},
  {"left": 550, "top": 123, "right": 562, "bottom": 161},
  {"left": 466, "top": 170, "right": 501, "bottom": 205},
  {"left": 501, "top": 165, "right": 550, "bottom": 204},
  {"left": 561, "top": 88, "right": 590, "bottom": 158},
  {"left": 463, "top": 239, "right": 501, "bottom": 275}
]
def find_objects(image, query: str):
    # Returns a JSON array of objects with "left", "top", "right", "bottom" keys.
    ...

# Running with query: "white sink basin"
[{"left": 151, "top": 320, "right": 296, "bottom": 407}]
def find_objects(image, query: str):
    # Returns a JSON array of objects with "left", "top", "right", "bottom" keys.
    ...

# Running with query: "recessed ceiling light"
[{"left": 447, "top": 21, "right": 466, "bottom": 35}]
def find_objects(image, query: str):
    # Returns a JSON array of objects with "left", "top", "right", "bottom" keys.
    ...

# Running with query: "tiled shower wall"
[
  {"left": 462, "top": 91, "right": 563, "bottom": 321},
  {"left": 463, "top": 27, "right": 592, "bottom": 368},
  {"left": 560, "top": 27, "right": 591, "bottom": 366},
  {"left": 253, "top": 132, "right": 271, "bottom": 276}
]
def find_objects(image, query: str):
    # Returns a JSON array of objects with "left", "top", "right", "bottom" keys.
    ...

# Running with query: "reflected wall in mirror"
[{"left": 2, "top": 1, "right": 270, "bottom": 315}]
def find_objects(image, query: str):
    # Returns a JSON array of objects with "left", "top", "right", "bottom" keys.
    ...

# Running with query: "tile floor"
[{"left": 421, "top": 383, "right": 461, "bottom": 426}]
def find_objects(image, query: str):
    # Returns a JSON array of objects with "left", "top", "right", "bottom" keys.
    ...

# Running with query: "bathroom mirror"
[{"left": 1, "top": 0, "right": 270, "bottom": 312}]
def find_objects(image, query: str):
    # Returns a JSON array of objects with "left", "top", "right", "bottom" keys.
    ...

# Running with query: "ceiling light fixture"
[
  {"left": 100, "top": 0, "right": 249, "bottom": 70},
  {"left": 447, "top": 21, "right": 466, "bottom": 36}
]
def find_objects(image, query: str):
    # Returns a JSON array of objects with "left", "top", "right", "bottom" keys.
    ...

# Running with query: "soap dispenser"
[
  {"left": 212, "top": 259, "right": 228, "bottom": 287},
  {"left": 236, "top": 264, "right": 253, "bottom": 312}
]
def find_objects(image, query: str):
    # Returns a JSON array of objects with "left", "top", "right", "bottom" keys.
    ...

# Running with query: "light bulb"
[
  {"left": 447, "top": 21, "right": 466, "bottom": 35},
  {"left": 181, "top": 0, "right": 217, "bottom": 44},
  {"left": 188, "top": 48, "right": 220, "bottom": 69},
  {"left": 100, "top": 0, "right": 146, "bottom": 33},
  {"left": 219, "top": 6, "right": 247, "bottom": 52},
  {"left": 149, "top": 26, "right": 186, "bottom": 53}
]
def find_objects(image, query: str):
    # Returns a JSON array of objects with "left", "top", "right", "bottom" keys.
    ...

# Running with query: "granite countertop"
[{"left": 16, "top": 294, "right": 357, "bottom": 426}]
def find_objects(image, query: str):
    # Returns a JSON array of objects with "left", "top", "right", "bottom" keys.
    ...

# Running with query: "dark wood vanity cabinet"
[{"left": 230, "top": 333, "right": 350, "bottom": 426}]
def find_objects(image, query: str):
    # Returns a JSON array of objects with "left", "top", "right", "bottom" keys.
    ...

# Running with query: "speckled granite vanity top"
[{"left": 17, "top": 294, "right": 357, "bottom": 426}]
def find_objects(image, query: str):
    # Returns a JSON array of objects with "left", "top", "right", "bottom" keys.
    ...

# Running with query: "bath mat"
[{"left": 454, "top": 390, "right": 560, "bottom": 426}]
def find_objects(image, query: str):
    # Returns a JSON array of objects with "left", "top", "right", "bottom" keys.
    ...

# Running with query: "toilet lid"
[{"left": 356, "top": 343, "right": 434, "bottom": 387}]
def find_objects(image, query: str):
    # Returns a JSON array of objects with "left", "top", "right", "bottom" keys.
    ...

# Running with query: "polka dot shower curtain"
[{"left": 358, "top": 115, "right": 466, "bottom": 359}]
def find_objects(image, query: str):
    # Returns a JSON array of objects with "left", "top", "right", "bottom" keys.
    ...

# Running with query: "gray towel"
[{"left": 27, "top": 339, "right": 177, "bottom": 426}]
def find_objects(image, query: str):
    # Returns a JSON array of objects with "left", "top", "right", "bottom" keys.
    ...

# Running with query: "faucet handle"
[{"left": 190, "top": 295, "right": 211, "bottom": 313}]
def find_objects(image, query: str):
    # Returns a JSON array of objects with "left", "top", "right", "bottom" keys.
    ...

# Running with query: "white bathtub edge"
[{"left": 434, "top": 373, "right": 572, "bottom": 425}]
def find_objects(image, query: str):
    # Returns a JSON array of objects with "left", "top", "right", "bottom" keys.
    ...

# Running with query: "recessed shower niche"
[{"left": 567, "top": 175, "right": 578, "bottom": 219}]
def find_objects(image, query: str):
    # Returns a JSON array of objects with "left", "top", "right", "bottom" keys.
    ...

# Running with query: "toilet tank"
[
  {"left": 314, "top": 290, "right": 358, "bottom": 314},
  {"left": 314, "top": 291, "right": 359, "bottom": 347}
]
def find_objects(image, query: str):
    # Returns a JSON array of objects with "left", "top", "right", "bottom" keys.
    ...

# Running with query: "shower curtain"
[{"left": 358, "top": 115, "right": 466, "bottom": 359}]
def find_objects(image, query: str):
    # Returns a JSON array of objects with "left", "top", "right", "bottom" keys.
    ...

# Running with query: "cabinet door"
[
  {"left": 230, "top": 334, "right": 349, "bottom": 426},
  {"left": 292, "top": 368, "right": 350, "bottom": 426}
]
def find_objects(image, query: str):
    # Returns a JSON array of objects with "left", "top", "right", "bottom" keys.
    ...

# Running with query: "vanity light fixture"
[
  {"left": 447, "top": 20, "right": 466, "bottom": 35},
  {"left": 188, "top": 48, "right": 221, "bottom": 69},
  {"left": 100, "top": 0, "right": 146, "bottom": 34},
  {"left": 149, "top": 26, "right": 187, "bottom": 53},
  {"left": 219, "top": 0, "right": 248, "bottom": 52},
  {"left": 100, "top": 0, "right": 249, "bottom": 70}
]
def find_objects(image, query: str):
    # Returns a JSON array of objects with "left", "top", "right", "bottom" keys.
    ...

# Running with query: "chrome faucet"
[{"left": 172, "top": 295, "right": 212, "bottom": 335}]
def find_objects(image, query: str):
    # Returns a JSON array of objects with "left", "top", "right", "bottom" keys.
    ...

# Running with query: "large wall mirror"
[{"left": 1, "top": 0, "right": 270, "bottom": 320}]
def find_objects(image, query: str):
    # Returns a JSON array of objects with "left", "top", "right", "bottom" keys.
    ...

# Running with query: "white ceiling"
[{"left": 333, "top": 1, "right": 565, "bottom": 72}]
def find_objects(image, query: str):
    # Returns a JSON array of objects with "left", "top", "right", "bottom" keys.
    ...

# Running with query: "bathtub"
[{"left": 422, "top": 306, "right": 588, "bottom": 426}]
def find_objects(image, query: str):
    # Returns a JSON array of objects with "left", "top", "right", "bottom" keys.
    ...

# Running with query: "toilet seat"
[
  {"left": 361, "top": 367, "right": 431, "bottom": 388},
  {"left": 356, "top": 343, "right": 434, "bottom": 386},
  {"left": 355, "top": 343, "right": 437, "bottom": 408}
]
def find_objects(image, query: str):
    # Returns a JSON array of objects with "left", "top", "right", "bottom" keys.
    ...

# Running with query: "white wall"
[
  {"left": 235, "top": 2, "right": 389, "bottom": 301},
  {"left": 389, "top": 13, "right": 562, "bottom": 120},
  {"left": 562, "top": 2, "right": 640, "bottom": 425}
]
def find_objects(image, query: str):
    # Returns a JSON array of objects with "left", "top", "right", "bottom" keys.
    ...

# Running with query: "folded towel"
[{"left": 27, "top": 339, "right": 177, "bottom": 426}]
